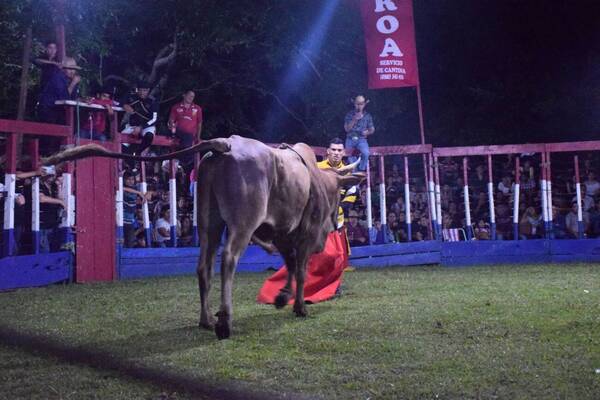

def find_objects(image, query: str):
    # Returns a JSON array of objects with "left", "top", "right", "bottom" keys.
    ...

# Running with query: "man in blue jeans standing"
[{"left": 344, "top": 95, "right": 375, "bottom": 171}]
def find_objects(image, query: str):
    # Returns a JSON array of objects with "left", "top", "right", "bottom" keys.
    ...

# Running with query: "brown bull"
[{"left": 43, "top": 135, "right": 363, "bottom": 339}]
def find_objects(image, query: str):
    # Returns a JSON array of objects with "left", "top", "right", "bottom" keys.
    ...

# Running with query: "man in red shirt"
[
  {"left": 168, "top": 89, "right": 203, "bottom": 173},
  {"left": 81, "top": 86, "right": 117, "bottom": 141}
]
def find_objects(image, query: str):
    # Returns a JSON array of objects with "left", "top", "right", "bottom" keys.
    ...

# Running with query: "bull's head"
[{"left": 316, "top": 171, "right": 365, "bottom": 250}]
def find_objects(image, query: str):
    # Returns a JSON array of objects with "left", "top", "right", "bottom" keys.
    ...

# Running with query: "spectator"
[
  {"left": 497, "top": 175, "right": 513, "bottom": 197},
  {"left": 123, "top": 171, "right": 150, "bottom": 247},
  {"left": 37, "top": 57, "right": 81, "bottom": 125},
  {"left": 370, "top": 218, "right": 394, "bottom": 244},
  {"left": 474, "top": 219, "right": 491, "bottom": 240},
  {"left": 572, "top": 184, "right": 594, "bottom": 211},
  {"left": 519, "top": 207, "right": 543, "bottom": 239},
  {"left": 390, "top": 196, "right": 405, "bottom": 216},
  {"left": 122, "top": 81, "right": 158, "bottom": 163},
  {"left": 566, "top": 202, "right": 589, "bottom": 238},
  {"left": 39, "top": 171, "right": 66, "bottom": 253},
  {"left": 80, "top": 86, "right": 117, "bottom": 141},
  {"left": 588, "top": 201, "right": 600, "bottom": 237},
  {"left": 343, "top": 95, "right": 374, "bottom": 171},
  {"left": 347, "top": 209, "right": 369, "bottom": 246},
  {"left": 178, "top": 215, "right": 194, "bottom": 247},
  {"left": 584, "top": 172, "right": 600, "bottom": 197},
  {"left": 168, "top": 89, "right": 203, "bottom": 174},
  {"left": 551, "top": 205, "right": 568, "bottom": 239},
  {"left": 471, "top": 164, "right": 487, "bottom": 192},
  {"left": 154, "top": 207, "right": 171, "bottom": 247},
  {"left": 33, "top": 41, "right": 60, "bottom": 97},
  {"left": 472, "top": 191, "right": 488, "bottom": 220}
]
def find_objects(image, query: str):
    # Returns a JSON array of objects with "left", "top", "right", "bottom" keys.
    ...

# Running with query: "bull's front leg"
[
  {"left": 293, "top": 250, "right": 310, "bottom": 317},
  {"left": 275, "top": 249, "right": 297, "bottom": 309}
]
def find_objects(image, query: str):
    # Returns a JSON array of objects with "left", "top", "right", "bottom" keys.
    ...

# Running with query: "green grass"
[{"left": 1, "top": 264, "right": 599, "bottom": 399}]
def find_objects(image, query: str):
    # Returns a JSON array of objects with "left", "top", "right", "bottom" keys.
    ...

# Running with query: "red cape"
[{"left": 257, "top": 230, "right": 349, "bottom": 304}]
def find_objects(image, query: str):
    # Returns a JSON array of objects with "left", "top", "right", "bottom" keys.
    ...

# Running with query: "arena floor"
[{"left": 1, "top": 264, "right": 599, "bottom": 399}]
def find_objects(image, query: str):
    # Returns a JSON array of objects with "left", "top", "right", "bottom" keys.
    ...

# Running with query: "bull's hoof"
[
  {"left": 199, "top": 314, "right": 216, "bottom": 330},
  {"left": 215, "top": 321, "right": 231, "bottom": 340},
  {"left": 293, "top": 303, "right": 308, "bottom": 317},
  {"left": 274, "top": 292, "right": 290, "bottom": 309},
  {"left": 199, "top": 319, "right": 215, "bottom": 331}
]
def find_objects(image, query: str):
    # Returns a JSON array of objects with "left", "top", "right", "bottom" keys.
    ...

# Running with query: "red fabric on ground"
[{"left": 257, "top": 230, "right": 348, "bottom": 304}]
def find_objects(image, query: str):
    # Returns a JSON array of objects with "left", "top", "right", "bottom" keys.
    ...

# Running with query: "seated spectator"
[
  {"left": 497, "top": 175, "right": 513, "bottom": 197},
  {"left": 178, "top": 215, "right": 194, "bottom": 247},
  {"left": 80, "top": 86, "right": 117, "bottom": 141},
  {"left": 346, "top": 209, "right": 369, "bottom": 246},
  {"left": 123, "top": 171, "right": 150, "bottom": 247},
  {"left": 495, "top": 201, "right": 512, "bottom": 240},
  {"left": 413, "top": 216, "right": 429, "bottom": 241},
  {"left": 588, "top": 201, "right": 600, "bottom": 237},
  {"left": 135, "top": 232, "right": 147, "bottom": 248},
  {"left": 471, "top": 164, "right": 487, "bottom": 192},
  {"left": 551, "top": 205, "right": 568, "bottom": 239},
  {"left": 566, "top": 202, "right": 589, "bottom": 238},
  {"left": 39, "top": 170, "right": 66, "bottom": 253},
  {"left": 122, "top": 81, "right": 158, "bottom": 165},
  {"left": 584, "top": 171, "right": 600, "bottom": 197},
  {"left": 390, "top": 196, "right": 405, "bottom": 217},
  {"left": 519, "top": 207, "right": 543, "bottom": 239},
  {"left": 472, "top": 191, "right": 488, "bottom": 220},
  {"left": 474, "top": 219, "right": 491, "bottom": 240},
  {"left": 154, "top": 207, "right": 171, "bottom": 247},
  {"left": 571, "top": 184, "right": 594, "bottom": 211}
]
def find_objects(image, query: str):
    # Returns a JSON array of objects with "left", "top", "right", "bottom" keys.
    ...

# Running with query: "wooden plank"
[
  {"left": 550, "top": 239, "right": 600, "bottom": 255},
  {"left": 443, "top": 254, "right": 552, "bottom": 267},
  {"left": 434, "top": 143, "right": 545, "bottom": 157},
  {"left": 551, "top": 255, "right": 600, "bottom": 263},
  {"left": 350, "top": 252, "right": 440, "bottom": 267},
  {"left": 442, "top": 240, "right": 550, "bottom": 257},
  {"left": 369, "top": 144, "right": 432, "bottom": 156},
  {"left": 0, "top": 252, "right": 72, "bottom": 290},
  {"left": 350, "top": 240, "right": 440, "bottom": 258},
  {"left": 120, "top": 134, "right": 179, "bottom": 147},
  {"left": 0, "top": 119, "right": 70, "bottom": 137},
  {"left": 545, "top": 140, "right": 600, "bottom": 153}
]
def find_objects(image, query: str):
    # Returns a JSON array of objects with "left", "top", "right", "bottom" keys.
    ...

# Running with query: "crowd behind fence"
[{"left": 3, "top": 113, "right": 600, "bottom": 256}]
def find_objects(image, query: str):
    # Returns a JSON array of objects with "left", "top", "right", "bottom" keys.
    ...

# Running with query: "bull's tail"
[{"left": 41, "top": 138, "right": 231, "bottom": 166}]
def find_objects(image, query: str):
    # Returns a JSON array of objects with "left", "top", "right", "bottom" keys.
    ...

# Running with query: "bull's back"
[{"left": 198, "top": 136, "right": 309, "bottom": 230}]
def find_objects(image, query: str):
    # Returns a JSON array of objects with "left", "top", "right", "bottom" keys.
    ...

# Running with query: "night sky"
[{"left": 405, "top": 0, "right": 599, "bottom": 145}]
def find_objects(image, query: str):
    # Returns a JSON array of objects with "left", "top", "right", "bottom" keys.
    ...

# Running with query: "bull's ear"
[{"left": 337, "top": 172, "right": 366, "bottom": 187}]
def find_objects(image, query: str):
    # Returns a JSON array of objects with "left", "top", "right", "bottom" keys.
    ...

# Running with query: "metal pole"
[
  {"left": 463, "top": 157, "right": 473, "bottom": 240},
  {"left": 404, "top": 156, "right": 412, "bottom": 241},
  {"left": 487, "top": 155, "right": 496, "bottom": 240},
  {"left": 574, "top": 155, "right": 584, "bottom": 239},
  {"left": 379, "top": 155, "right": 387, "bottom": 243},
  {"left": 513, "top": 156, "right": 520, "bottom": 240}
]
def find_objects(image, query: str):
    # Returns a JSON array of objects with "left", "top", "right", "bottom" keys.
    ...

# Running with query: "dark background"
[{"left": 0, "top": 0, "right": 597, "bottom": 147}]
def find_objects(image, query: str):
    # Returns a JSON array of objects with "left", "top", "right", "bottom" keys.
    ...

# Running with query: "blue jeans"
[
  {"left": 345, "top": 136, "right": 369, "bottom": 171},
  {"left": 40, "top": 228, "right": 55, "bottom": 253}
]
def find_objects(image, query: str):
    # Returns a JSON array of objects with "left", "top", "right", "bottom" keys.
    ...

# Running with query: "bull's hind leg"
[
  {"left": 197, "top": 207, "right": 225, "bottom": 330},
  {"left": 274, "top": 249, "right": 297, "bottom": 309},
  {"left": 215, "top": 228, "right": 252, "bottom": 340},
  {"left": 292, "top": 249, "right": 310, "bottom": 317}
]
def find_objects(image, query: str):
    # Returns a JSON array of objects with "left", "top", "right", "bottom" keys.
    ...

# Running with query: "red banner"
[{"left": 360, "top": 0, "right": 419, "bottom": 89}]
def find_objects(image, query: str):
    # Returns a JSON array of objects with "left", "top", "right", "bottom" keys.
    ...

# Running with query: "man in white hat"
[{"left": 343, "top": 95, "right": 374, "bottom": 171}]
